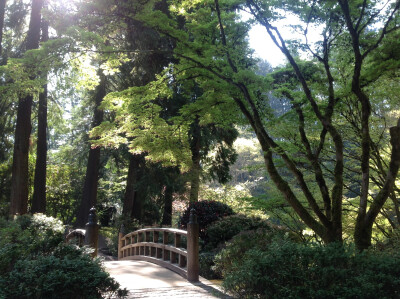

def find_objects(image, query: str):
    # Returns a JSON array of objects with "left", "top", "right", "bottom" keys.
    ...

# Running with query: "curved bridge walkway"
[{"left": 104, "top": 260, "right": 232, "bottom": 298}]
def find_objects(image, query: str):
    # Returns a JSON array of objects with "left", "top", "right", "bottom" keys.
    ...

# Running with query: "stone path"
[{"left": 104, "top": 260, "right": 232, "bottom": 298}]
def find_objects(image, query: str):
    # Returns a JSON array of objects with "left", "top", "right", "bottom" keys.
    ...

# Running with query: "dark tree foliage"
[{"left": 180, "top": 200, "right": 235, "bottom": 239}]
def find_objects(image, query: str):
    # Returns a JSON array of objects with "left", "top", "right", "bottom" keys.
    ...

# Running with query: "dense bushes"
[
  {"left": 0, "top": 214, "right": 126, "bottom": 299},
  {"left": 182, "top": 209, "right": 279, "bottom": 279},
  {"left": 203, "top": 214, "right": 275, "bottom": 251},
  {"left": 198, "top": 213, "right": 282, "bottom": 279},
  {"left": 1, "top": 245, "right": 124, "bottom": 299},
  {"left": 179, "top": 200, "right": 234, "bottom": 238},
  {"left": 199, "top": 252, "right": 219, "bottom": 279},
  {"left": 215, "top": 231, "right": 400, "bottom": 298},
  {"left": 0, "top": 214, "right": 65, "bottom": 273}
]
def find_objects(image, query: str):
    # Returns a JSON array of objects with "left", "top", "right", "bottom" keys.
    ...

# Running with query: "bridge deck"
[{"left": 104, "top": 260, "right": 231, "bottom": 298}]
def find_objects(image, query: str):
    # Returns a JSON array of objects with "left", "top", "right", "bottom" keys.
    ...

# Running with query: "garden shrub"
[
  {"left": 203, "top": 214, "right": 275, "bottom": 251},
  {"left": 0, "top": 214, "right": 65, "bottom": 273},
  {"left": 179, "top": 200, "right": 235, "bottom": 239},
  {"left": 0, "top": 246, "right": 125, "bottom": 299},
  {"left": 199, "top": 251, "right": 220, "bottom": 279},
  {"left": 0, "top": 214, "right": 127, "bottom": 299},
  {"left": 215, "top": 232, "right": 400, "bottom": 299},
  {"left": 199, "top": 215, "right": 277, "bottom": 279}
]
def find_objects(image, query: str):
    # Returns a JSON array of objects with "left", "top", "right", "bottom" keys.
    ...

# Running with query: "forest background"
[{"left": 1, "top": 0, "right": 400, "bottom": 254}]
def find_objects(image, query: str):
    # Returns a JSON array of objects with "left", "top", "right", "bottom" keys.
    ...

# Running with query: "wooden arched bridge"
[
  {"left": 117, "top": 225, "right": 199, "bottom": 282},
  {"left": 66, "top": 208, "right": 230, "bottom": 298}
]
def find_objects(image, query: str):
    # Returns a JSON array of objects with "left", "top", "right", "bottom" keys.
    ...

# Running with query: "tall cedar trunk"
[
  {"left": 122, "top": 153, "right": 144, "bottom": 221},
  {"left": 131, "top": 192, "right": 144, "bottom": 222},
  {"left": 0, "top": 0, "right": 6, "bottom": 57},
  {"left": 162, "top": 185, "right": 173, "bottom": 225},
  {"left": 189, "top": 117, "right": 201, "bottom": 203},
  {"left": 31, "top": 17, "right": 48, "bottom": 214},
  {"left": 9, "top": 0, "right": 43, "bottom": 216},
  {"left": 75, "top": 73, "right": 105, "bottom": 227}
]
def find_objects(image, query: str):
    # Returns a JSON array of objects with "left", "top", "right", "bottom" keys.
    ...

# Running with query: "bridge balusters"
[
  {"left": 151, "top": 231, "right": 158, "bottom": 257},
  {"left": 163, "top": 231, "right": 169, "bottom": 261},
  {"left": 118, "top": 223, "right": 199, "bottom": 282},
  {"left": 139, "top": 233, "right": 143, "bottom": 255},
  {"left": 145, "top": 231, "right": 150, "bottom": 241},
  {"left": 133, "top": 233, "right": 139, "bottom": 255},
  {"left": 170, "top": 233, "right": 179, "bottom": 264},
  {"left": 154, "top": 231, "right": 162, "bottom": 258},
  {"left": 179, "top": 254, "right": 186, "bottom": 268},
  {"left": 175, "top": 233, "right": 181, "bottom": 248},
  {"left": 177, "top": 233, "right": 186, "bottom": 267},
  {"left": 145, "top": 231, "right": 151, "bottom": 256}
]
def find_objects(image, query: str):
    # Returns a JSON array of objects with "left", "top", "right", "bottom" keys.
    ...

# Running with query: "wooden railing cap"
[{"left": 123, "top": 227, "right": 187, "bottom": 237}]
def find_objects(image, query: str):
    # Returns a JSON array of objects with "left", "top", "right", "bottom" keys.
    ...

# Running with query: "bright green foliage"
[
  {"left": 92, "top": 76, "right": 193, "bottom": 170},
  {"left": 0, "top": 0, "right": 398, "bottom": 255},
  {"left": 90, "top": 0, "right": 245, "bottom": 171},
  {"left": 215, "top": 234, "right": 400, "bottom": 299},
  {"left": 127, "top": 0, "right": 400, "bottom": 248},
  {"left": 0, "top": 214, "right": 126, "bottom": 298},
  {"left": 45, "top": 161, "right": 82, "bottom": 223}
]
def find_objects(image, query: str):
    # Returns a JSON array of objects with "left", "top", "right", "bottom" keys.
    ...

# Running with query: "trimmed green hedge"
[
  {"left": 215, "top": 230, "right": 400, "bottom": 298},
  {"left": 0, "top": 214, "right": 127, "bottom": 299}
]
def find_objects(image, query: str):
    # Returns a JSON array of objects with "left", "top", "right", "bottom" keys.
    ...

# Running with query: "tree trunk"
[
  {"left": 131, "top": 191, "right": 144, "bottom": 222},
  {"left": 189, "top": 117, "right": 201, "bottom": 203},
  {"left": 354, "top": 125, "right": 400, "bottom": 251},
  {"left": 0, "top": 0, "right": 6, "bottom": 57},
  {"left": 161, "top": 184, "right": 173, "bottom": 226},
  {"left": 9, "top": 0, "right": 43, "bottom": 216},
  {"left": 122, "top": 153, "right": 145, "bottom": 223},
  {"left": 123, "top": 154, "right": 141, "bottom": 217},
  {"left": 9, "top": 96, "right": 33, "bottom": 215},
  {"left": 31, "top": 17, "right": 48, "bottom": 214},
  {"left": 337, "top": 0, "right": 400, "bottom": 250},
  {"left": 75, "top": 73, "right": 105, "bottom": 227},
  {"left": 391, "top": 191, "right": 400, "bottom": 227}
]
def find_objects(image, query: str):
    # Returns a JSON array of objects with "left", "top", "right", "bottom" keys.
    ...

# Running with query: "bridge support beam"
[{"left": 187, "top": 209, "right": 199, "bottom": 282}]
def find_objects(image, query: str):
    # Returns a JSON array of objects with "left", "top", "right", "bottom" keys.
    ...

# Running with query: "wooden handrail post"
[
  {"left": 85, "top": 207, "right": 100, "bottom": 258},
  {"left": 187, "top": 208, "right": 199, "bottom": 282},
  {"left": 118, "top": 224, "right": 125, "bottom": 260}
]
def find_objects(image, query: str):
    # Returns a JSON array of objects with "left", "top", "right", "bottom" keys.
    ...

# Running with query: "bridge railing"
[{"left": 118, "top": 209, "right": 199, "bottom": 282}]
